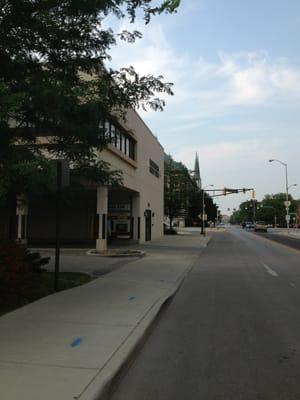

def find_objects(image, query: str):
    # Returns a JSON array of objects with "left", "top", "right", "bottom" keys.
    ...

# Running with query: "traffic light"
[
  {"left": 242, "top": 188, "right": 246, "bottom": 193},
  {"left": 223, "top": 187, "right": 227, "bottom": 196}
]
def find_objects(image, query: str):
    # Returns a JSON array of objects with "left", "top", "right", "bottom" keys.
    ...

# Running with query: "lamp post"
[
  {"left": 288, "top": 184, "right": 297, "bottom": 228},
  {"left": 269, "top": 159, "right": 290, "bottom": 232},
  {"left": 201, "top": 184, "right": 213, "bottom": 235},
  {"left": 288, "top": 183, "right": 297, "bottom": 191}
]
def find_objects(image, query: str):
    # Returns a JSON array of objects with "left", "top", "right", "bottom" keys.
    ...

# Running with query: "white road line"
[{"left": 262, "top": 263, "right": 279, "bottom": 277}]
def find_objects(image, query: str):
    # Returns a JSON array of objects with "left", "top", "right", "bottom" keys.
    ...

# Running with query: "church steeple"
[{"left": 194, "top": 153, "right": 202, "bottom": 189}]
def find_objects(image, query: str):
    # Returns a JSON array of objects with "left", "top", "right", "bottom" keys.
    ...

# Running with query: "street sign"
[
  {"left": 16, "top": 205, "right": 28, "bottom": 215},
  {"left": 284, "top": 200, "right": 291, "bottom": 207}
]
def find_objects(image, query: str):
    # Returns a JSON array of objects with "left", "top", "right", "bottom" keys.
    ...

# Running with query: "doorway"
[{"left": 145, "top": 209, "right": 152, "bottom": 241}]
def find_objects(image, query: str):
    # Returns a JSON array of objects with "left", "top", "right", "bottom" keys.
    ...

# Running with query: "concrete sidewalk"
[{"left": 0, "top": 231, "right": 211, "bottom": 400}]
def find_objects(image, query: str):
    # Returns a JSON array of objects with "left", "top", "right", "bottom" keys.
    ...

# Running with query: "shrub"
[
  {"left": 0, "top": 243, "right": 49, "bottom": 298},
  {"left": 164, "top": 228, "right": 178, "bottom": 235}
]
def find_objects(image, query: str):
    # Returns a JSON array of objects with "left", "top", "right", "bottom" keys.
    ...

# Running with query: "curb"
[
  {"left": 86, "top": 249, "right": 146, "bottom": 258},
  {"left": 76, "top": 263, "right": 193, "bottom": 400}
]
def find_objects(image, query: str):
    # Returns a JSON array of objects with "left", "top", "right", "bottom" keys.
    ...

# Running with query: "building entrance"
[
  {"left": 107, "top": 188, "right": 138, "bottom": 242},
  {"left": 145, "top": 209, "right": 152, "bottom": 241}
]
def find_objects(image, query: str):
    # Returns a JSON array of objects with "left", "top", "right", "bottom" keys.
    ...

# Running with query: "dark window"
[
  {"left": 129, "top": 140, "right": 135, "bottom": 159},
  {"left": 104, "top": 120, "right": 110, "bottom": 139},
  {"left": 103, "top": 117, "right": 136, "bottom": 160},
  {"left": 115, "top": 129, "right": 121, "bottom": 150},
  {"left": 125, "top": 138, "right": 130, "bottom": 156},
  {"left": 121, "top": 134, "right": 126, "bottom": 153},
  {"left": 149, "top": 159, "right": 160, "bottom": 178},
  {"left": 99, "top": 118, "right": 104, "bottom": 133},
  {"left": 110, "top": 123, "right": 115, "bottom": 143}
]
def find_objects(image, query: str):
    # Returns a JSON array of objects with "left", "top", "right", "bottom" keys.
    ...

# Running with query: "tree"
[
  {"left": 257, "top": 193, "right": 298, "bottom": 227},
  {"left": 0, "top": 0, "right": 180, "bottom": 202},
  {"left": 230, "top": 193, "right": 298, "bottom": 227},
  {"left": 164, "top": 154, "right": 197, "bottom": 230},
  {"left": 229, "top": 200, "right": 257, "bottom": 225},
  {"left": 187, "top": 191, "right": 217, "bottom": 226},
  {"left": 164, "top": 154, "right": 217, "bottom": 228}
]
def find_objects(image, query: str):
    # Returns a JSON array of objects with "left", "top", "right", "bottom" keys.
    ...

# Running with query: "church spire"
[{"left": 194, "top": 153, "right": 202, "bottom": 189}]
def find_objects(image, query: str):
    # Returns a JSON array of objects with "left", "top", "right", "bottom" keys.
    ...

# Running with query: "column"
[
  {"left": 16, "top": 194, "right": 28, "bottom": 245},
  {"left": 131, "top": 194, "right": 140, "bottom": 242},
  {"left": 96, "top": 186, "right": 108, "bottom": 252}
]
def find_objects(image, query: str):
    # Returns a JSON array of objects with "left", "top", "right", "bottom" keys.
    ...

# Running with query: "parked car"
[
  {"left": 254, "top": 221, "right": 268, "bottom": 232},
  {"left": 244, "top": 221, "right": 254, "bottom": 229}
]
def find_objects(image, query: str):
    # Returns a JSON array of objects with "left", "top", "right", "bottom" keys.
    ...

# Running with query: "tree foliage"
[
  {"left": 230, "top": 193, "right": 298, "bottom": 226},
  {"left": 187, "top": 190, "right": 217, "bottom": 226},
  {"left": 164, "top": 154, "right": 217, "bottom": 228},
  {"left": 0, "top": 0, "right": 180, "bottom": 200},
  {"left": 164, "top": 154, "right": 196, "bottom": 228}
]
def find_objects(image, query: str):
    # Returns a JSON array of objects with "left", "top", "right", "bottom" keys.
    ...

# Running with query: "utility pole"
[
  {"left": 54, "top": 160, "right": 62, "bottom": 291},
  {"left": 201, "top": 185, "right": 213, "bottom": 235}
]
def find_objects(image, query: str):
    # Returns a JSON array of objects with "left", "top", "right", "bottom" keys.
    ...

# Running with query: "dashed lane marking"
[{"left": 262, "top": 263, "right": 279, "bottom": 277}]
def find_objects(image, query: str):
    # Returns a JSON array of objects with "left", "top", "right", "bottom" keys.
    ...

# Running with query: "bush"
[
  {"left": 164, "top": 228, "right": 178, "bottom": 235},
  {"left": 0, "top": 243, "right": 49, "bottom": 298}
]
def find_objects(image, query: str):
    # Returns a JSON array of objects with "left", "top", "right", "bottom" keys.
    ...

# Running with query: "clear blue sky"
[{"left": 109, "top": 0, "right": 300, "bottom": 213}]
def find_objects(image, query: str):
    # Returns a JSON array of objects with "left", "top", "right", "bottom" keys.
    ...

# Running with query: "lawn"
[{"left": 0, "top": 271, "right": 95, "bottom": 317}]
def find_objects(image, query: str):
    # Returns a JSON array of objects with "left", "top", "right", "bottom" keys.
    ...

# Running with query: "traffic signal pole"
[{"left": 205, "top": 188, "right": 254, "bottom": 198}]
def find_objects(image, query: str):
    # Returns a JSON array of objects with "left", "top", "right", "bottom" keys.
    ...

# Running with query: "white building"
[
  {"left": 0, "top": 109, "right": 164, "bottom": 251},
  {"left": 94, "top": 108, "right": 164, "bottom": 251}
]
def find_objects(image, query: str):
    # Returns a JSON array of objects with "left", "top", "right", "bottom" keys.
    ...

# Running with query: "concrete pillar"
[
  {"left": 131, "top": 194, "right": 140, "bottom": 242},
  {"left": 16, "top": 194, "right": 28, "bottom": 245},
  {"left": 96, "top": 187, "right": 108, "bottom": 252}
]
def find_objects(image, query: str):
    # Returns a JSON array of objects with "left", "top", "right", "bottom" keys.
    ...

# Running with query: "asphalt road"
[
  {"left": 109, "top": 227, "right": 300, "bottom": 400},
  {"left": 255, "top": 231, "right": 300, "bottom": 251}
]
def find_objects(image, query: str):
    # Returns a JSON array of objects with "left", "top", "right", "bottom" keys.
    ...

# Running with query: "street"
[{"left": 109, "top": 227, "right": 300, "bottom": 400}]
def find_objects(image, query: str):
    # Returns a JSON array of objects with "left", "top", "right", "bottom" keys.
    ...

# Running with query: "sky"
[{"left": 107, "top": 0, "right": 300, "bottom": 214}]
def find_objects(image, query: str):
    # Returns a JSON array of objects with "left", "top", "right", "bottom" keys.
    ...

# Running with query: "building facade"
[{"left": 0, "top": 109, "right": 164, "bottom": 251}]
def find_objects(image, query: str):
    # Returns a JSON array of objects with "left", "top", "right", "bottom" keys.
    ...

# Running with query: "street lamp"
[
  {"left": 269, "top": 159, "right": 290, "bottom": 232},
  {"left": 201, "top": 184, "right": 213, "bottom": 235}
]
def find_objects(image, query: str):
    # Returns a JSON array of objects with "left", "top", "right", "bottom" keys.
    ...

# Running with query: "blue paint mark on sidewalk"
[
  {"left": 128, "top": 296, "right": 136, "bottom": 301},
  {"left": 70, "top": 337, "right": 83, "bottom": 348}
]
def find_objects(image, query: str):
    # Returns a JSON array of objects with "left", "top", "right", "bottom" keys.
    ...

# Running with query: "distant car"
[
  {"left": 244, "top": 221, "right": 254, "bottom": 229},
  {"left": 254, "top": 221, "right": 268, "bottom": 232}
]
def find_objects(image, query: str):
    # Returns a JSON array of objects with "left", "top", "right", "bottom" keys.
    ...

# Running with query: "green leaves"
[
  {"left": 164, "top": 154, "right": 198, "bottom": 222},
  {"left": 0, "top": 0, "right": 179, "bottom": 200},
  {"left": 157, "top": 0, "right": 181, "bottom": 13}
]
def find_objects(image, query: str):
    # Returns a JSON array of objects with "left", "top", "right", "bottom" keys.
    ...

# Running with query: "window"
[
  {"left": 99, "top": 118, "right": 104, "bottom": 132},
  {"left": 103, "top": 116, "right": 136, "bottom": 160},
  {"left": 125, "top": 138, "right": 130, "bottom": 157},
  {"left": 129, "top": 140, "right": 135, "bottom": 159},
  {"left": 104, "top": 120, "right": 110, "bottom": 139},
  {"left": 115, "top": 129, "right": 121, "bottom": 150},
  {"left": 149, "top": 159, "right": 160, "bottom": 178},
  {"left": 121, "top": 134, "right": 126, "bottom": 153},
  {"left": 110, "top": 123, "right": 115, "bottom": 143}
]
